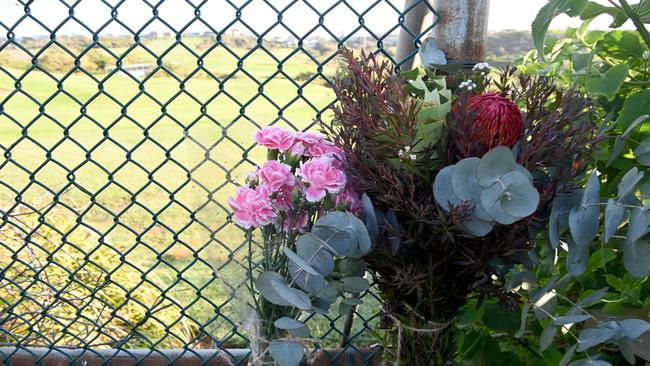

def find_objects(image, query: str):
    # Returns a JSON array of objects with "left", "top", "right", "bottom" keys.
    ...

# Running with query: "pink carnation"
[
  {"left": 335, "top": 188, "right": 363, "bottom": 216},
  {"left": 228, "top": 185, "right": 277, "bottom": 229},
  {"left": 274, "top": 183, "right": 297, "bottom": 211},
  {"left": 296, "top": 156, "right": 347, "bottom": 202},
  {"left": 295, "top": 132, "right": 324, "bottom": 146},
  {"left": 307, "top": 140, "right": 346, "bottom": 164},
  {"left": 281, "top": 211, "right": 309, "bottom": 233},
  {"left": 257, "top": 160, "right": 294, "bottom": 191},
  {"left": 255, "top": 126, "right": 295, "bottom": 150},
  {"left": 289, "top": 142, "right": 305, "bottom": 158}
]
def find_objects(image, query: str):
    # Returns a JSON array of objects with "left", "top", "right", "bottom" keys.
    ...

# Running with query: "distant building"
[{"left": 108, "top": 63, "right": 155, "bottom": 77}]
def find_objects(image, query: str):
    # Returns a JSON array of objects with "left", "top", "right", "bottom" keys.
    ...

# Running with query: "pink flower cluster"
[{"left": 228, "top": 127, "right": 362, "bottom": 231}]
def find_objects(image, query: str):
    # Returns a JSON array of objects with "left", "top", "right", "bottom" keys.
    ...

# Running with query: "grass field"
[{"left": 0, "top": 37, "right": 382, "bottom": 348}]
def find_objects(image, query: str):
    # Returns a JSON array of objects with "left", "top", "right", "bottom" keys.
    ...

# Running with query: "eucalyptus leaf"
[
  {"left": 482, "top": 194, "right": 520, "bottom": 225},
  {"left": 568, "top": 360, "right": 612, "bottom": 366},
  {"left": 271, "top": 277, "right": 312, "bottom": 310},
  {"left": 627, "top": 208, "right": 649, "bottom": 243},
  {"left": 451, "top": 157, "right": 481, "bottom": 201},
  {"left": 515, "top": 302, "right": 531, "bottom": 338},
  {"left": 361, "top": 194, "right": 378, "bottom": 239},
  {"left": 618, "top": 337, "right": 636, "bottom": 364},
  {"left": 620, "top": 318, "right": 650, "bottom": 339},
  {"left": 577, "top": 287, "right": 609, "bottom": 307},
  {"left": 255, "top": 271, "right": 294, "bottom": 307},
  {"left": 533, "top": 291, "right": 557, "bottom": 320},
  {"left": 462, "top": 216, "right": 494, "bottom": 237},
  {"left": 559, "top": 344, "right": 577, "bottom": 366},
  {"left": 385, "top": 209, "right": 401, "bottom": 255},
  {"left": 338, "top": 257, "right": 366, "bottom": 277},
  {"left": 347, "top": 212, "right": 371, "bottom": 256},
  {"left": 480, "top": 183, "right": 505, "bottom": 210},
  {"left": 554, "top": 314, "right": 591, "bottom": 326},
  {"left": 283, "top": 247, "right": 320, "bottom": 276},
  {"left": 341, "top": 297, "right": 363, "bottom": 306},
  {"left": 477, "top": 146, "right": 516, "bottom": 187},
  {"left": 274, "top": 317, "right": 309, "bottom": 338},
  {"left": 550, "top": 191, "right": 581, "bottom": 248},
  {"left": 569, "top": 204, "right": 601, "bottom": 247},
  {"left": 311, "top": 297, "right": 331, "bottom": 315},
  {"left": 310, "top": 227, "right": 354, "bottom": 257},
  {"left": 617, "top": 167, "right": 644, "bottom": 200},
  {"left": 576, "top": 326, "right": 617, "bottom": 352},
  {"left": 340, "top": 276, "right": 370, "bottom": 293},
  {"left": 501, "top": 181, "right": 540, "bottom": 218},
  {"left": 318, "top": 281, "right": 340, "bottom": 304},
  {"left": 540, "top": 321, "right": 556, "bottom": 351},
  {"left": 569, "top": 173, "right": 601, "bottom": 247},
  {"left": 269, "top": 340, "right": 304, "bottom": 366},
  {"left": 567, "top": 241, "right": 589, "bottom": 276},
  {"left": 634, "top": 142, "right": 650, "bottom": 166},
  {"left": 433, "top": 165, "right": 462, "bottom": 211},
  {"left": 603, "top": 198, "right": 625, "bottom": 243},
  {"left": 288, "top": 261, "right": 326, "bottom": 295},
  {"left": 314, "top": 211, "right": 349, "bottom": 231},
  {"left": 419, "top": 37, "right": 447, "bottom": 66},
  {"left": 296, "top": 234, "right": 335, "bottom": 275}
]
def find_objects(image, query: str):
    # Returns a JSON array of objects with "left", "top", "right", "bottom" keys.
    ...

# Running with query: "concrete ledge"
[{"left": 0, "top": 347, "right": 381, "bottom": 366}]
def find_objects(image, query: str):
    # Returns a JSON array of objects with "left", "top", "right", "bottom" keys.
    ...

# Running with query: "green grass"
[{"left": 0, "top": 40, "right": 383, "bottom": 349}]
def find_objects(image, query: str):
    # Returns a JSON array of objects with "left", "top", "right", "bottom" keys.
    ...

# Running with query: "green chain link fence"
[{"left": 0, "top": 0, "right": 438, "bottom": 364}]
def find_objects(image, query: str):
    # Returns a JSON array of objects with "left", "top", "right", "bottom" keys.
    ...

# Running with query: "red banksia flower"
[{"left": 468, "top": 92, "right": 523, "bottom": 149}]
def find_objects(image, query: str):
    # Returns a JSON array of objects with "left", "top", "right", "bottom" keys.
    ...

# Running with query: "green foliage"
[{"left": 455, "top": 1, "right": 650, "bottom": 365}]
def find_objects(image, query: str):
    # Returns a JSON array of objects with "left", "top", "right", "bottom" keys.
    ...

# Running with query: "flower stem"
[{"left": 619, "top": 0, "right": 650, "bottom": 50}]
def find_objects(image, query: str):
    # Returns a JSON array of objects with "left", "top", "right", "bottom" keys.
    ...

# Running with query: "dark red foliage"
[{"left": 467, "top": 92, "right": 523, "bottom": 149}]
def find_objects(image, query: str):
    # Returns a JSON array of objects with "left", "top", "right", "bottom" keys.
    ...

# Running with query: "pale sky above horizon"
[{"left": 0, "top": 0, "right": 635, "bottom": 38}]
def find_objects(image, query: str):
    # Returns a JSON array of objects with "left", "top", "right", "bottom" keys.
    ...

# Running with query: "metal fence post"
[
  {"left": 432, "top": 0, "right": 491, "bottom": 64},
  {"left": 396, "top": 0, "right": 434, "bottom": 70}
]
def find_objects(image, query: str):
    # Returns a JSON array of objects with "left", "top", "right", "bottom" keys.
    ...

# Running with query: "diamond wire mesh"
[{"left": 0, "top": 0, "right": 438, "bottom": 364}]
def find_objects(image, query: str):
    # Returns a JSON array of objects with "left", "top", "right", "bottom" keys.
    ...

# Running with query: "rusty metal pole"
[
  {"left": 396, "top": 0, "right": 434, "bottom": 70},
  {"left": 432, "top": 0, "right": 491, "bottom": 64}
]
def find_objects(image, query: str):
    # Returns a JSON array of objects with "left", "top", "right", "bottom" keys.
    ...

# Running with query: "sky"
[{"left": 0, "top": 0, "right": 634, "bottom": 38}]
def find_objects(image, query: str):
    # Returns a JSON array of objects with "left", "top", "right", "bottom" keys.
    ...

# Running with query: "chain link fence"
[{"left": 0, "top": 0, "right": 438, "bottom": 364}]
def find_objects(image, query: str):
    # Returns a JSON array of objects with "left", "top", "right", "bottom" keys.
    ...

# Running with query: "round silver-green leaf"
[
  {"left": 433, "top": 165, "right": 461, "bottom": 211},
  {"left": 451, "top": 157, "right": 481, "bottom": 201},
  {"left": 340, "top": 277, "right": 370, "bottom": 293},
  {"left": 604, "top": 198, "right": 626, "bottom": 243},
  {"left": 634, "top": 142, "right": 650, "bottom": 166},
  {"left": 477, "top": 146, "right": 516, "bottom": 187},
  {"left": 296, "top": 234, "right": 335, "bottom": 275},
  {"left": 462, "top": 217, "right": 494, "bottom": 237},
  {"left": 269, "top": 340, "right": 304, "bottom": 366},
  {"left": 255, "top": 271, "right": 293, "bottom": 307},
  {"left": 623, "top": 239, "right": 650, "bottom": 278},
  {"left": 283, "top": 247, "right": 320, "bottom": 276},
  {"left": 311, "top": 227, "right": 354, "bottom": 257},
  {"left": 501, "top": 182, "right": 540, "bottom": 218},
  {"left": 288, "top": 261, "right": 326, "bottom": 295},
  {"left": 274, "top": 317, "right": 309, "bottom": 338},
  {"left": 569, "top": 205, "right": 600, "bottom": 247}
]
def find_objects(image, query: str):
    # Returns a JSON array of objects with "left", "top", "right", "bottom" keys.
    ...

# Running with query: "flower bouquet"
[
  {"left": 228, "top": 126, "right": 372, "bottom": 365},
  {"left": 321, "top": 50, "right": 598, "bottom": 364}
]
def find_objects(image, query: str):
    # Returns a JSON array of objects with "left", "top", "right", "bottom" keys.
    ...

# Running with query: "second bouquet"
[{"left": 228, "top": 126, "right": 372, "bottom": 365}]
